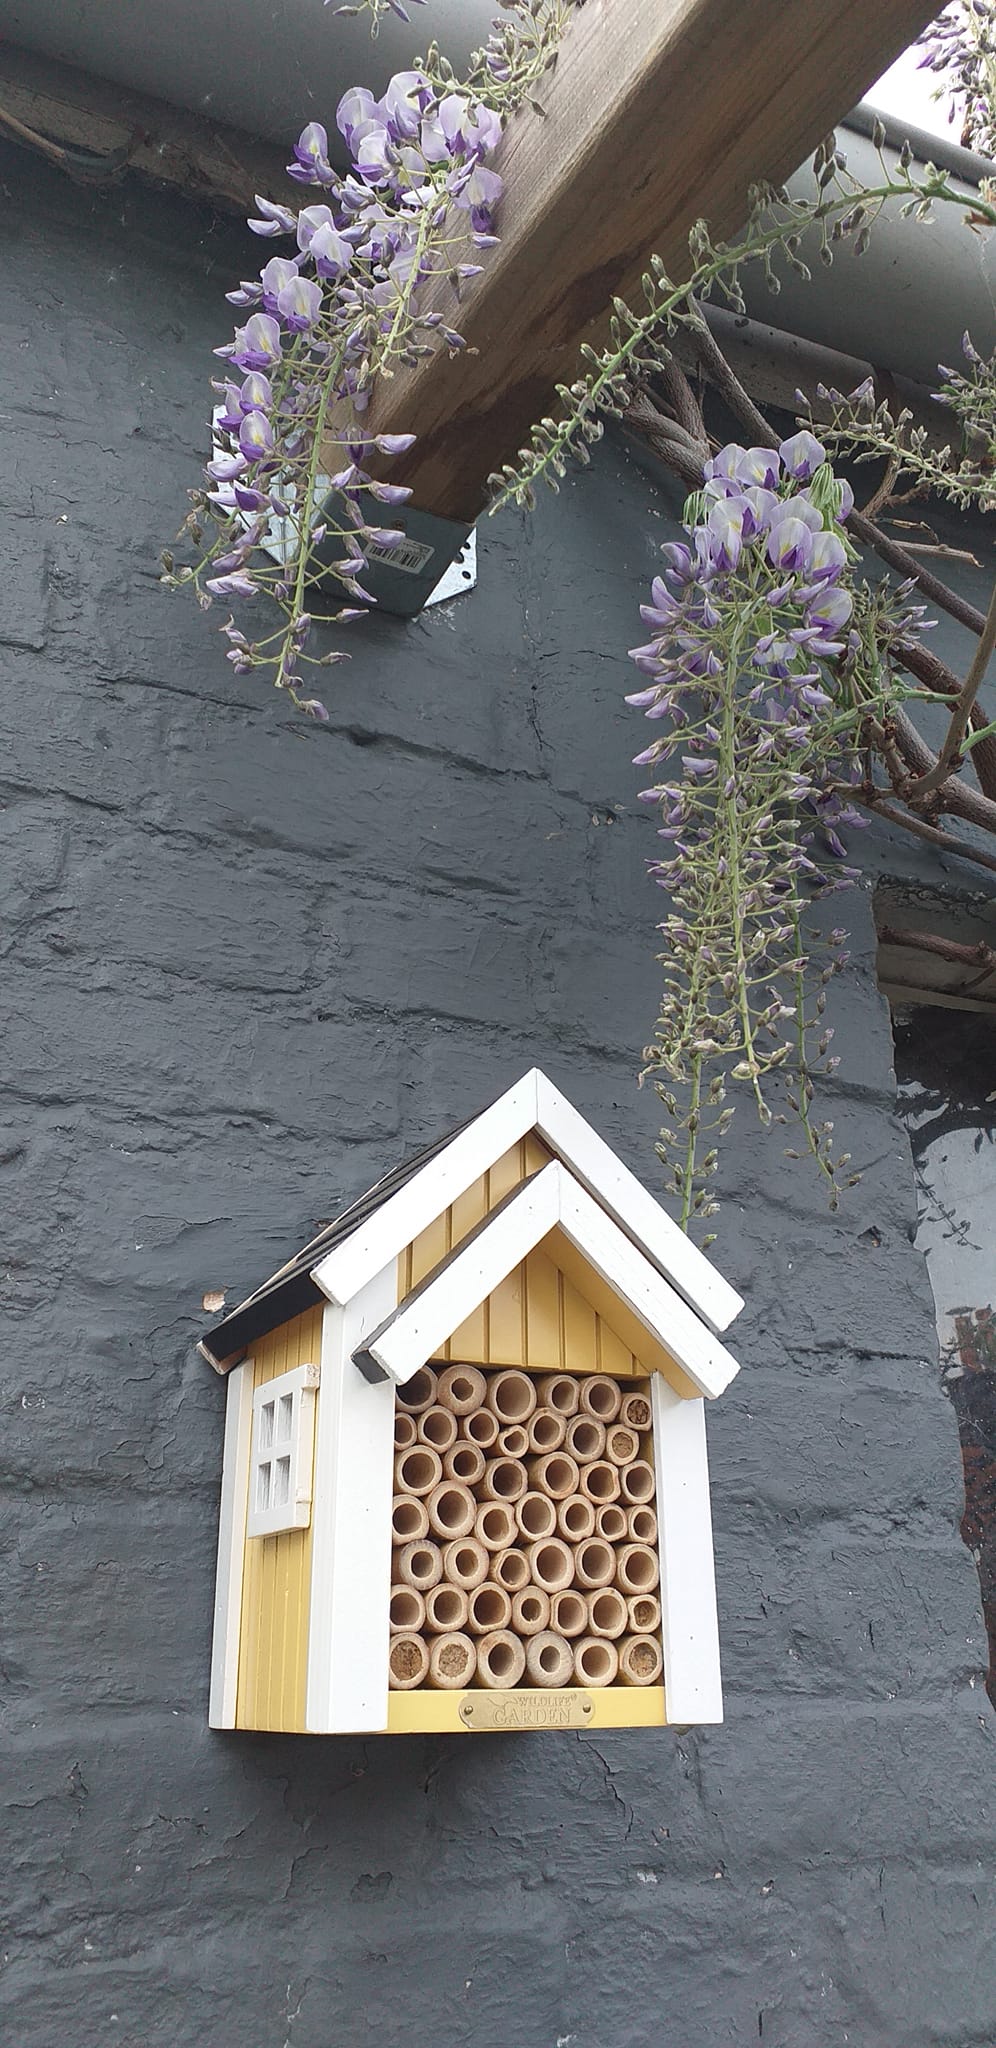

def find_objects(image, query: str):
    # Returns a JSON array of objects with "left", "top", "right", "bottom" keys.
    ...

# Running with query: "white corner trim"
[
  {"left": 208, "top": 1359, "right": 254, "bottom": 1729},
  {"left": 651, "top": 1375, "right": 724, "bottom": 1726}
]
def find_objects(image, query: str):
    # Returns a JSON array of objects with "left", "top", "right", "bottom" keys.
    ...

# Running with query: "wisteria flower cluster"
[{"left": 918, "top": 1, "right": 996, "bottom": 156}]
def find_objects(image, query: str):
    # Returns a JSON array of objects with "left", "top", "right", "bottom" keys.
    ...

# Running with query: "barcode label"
[{"left": 365, "top": 537, "right": 435, "bottom": 576}]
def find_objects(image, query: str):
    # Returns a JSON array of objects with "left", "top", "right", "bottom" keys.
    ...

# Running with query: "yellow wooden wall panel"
[{"left": 235, "top": 1304, "right": 323, "bottom": 1732}]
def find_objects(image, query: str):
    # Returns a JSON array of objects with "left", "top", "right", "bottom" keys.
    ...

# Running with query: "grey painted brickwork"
[{"left": 1, "top": 144, "right": 992, "bottom": 2048}]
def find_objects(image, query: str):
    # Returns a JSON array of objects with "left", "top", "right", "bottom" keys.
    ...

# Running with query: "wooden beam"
[{"left": 339, "top": 0, "right": 936, "bottom": 522}]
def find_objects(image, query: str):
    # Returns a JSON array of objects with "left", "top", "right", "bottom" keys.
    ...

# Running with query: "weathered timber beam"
[{"left": 336, "top": 0, "right": 936, "bottom": 523}]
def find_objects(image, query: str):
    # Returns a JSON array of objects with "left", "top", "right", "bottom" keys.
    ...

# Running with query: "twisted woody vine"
[{"left": 166, "top": 0, "right": 996, "bottom": 1238}]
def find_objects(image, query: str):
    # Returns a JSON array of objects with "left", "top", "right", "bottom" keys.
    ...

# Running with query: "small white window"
[{"left": 246, "top": 1362, "right": 320, "bottom": 1538}]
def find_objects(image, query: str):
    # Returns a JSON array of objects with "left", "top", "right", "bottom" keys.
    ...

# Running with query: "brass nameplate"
[{"left": 459, "top": 1690, "right": 594, "bottom": 1731}]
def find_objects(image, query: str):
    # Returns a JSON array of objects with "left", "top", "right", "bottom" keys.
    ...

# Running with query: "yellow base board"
[{"left": 386, "top": 1684, "right": 666, "bottom": 1734}]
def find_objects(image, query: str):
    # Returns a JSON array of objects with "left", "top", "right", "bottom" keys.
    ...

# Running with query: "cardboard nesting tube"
[
  {"left": 550, "top": 1589, "right": 588, "bottom": 1639},
  {"left": 476, "top": 1630, "right": 527, "bottom": 1689},
  {"left": 527, "top": 1537, "right": 575, "bottom": 1594},
  {"left": 525, "top": 1631, "right": 574, "bottom": 1687},
  {"left": 389, "top": 1585, "right": 425, "bottom": 1633},
  {"left": 604, "top": 1424, "right": 640, "bottom": 1466},
  {"left": 493, "top": 1547, "right": 531, "bottom": 1593},
  {"left": 619, "top": 1634, "right": 664, "bottom": 1686},
  {"left": 466, "top": 1581, "right": 513, "bottom": 1635},
  {"left": 536, "top": 1373, "right": 580, "bottom": 1416},
  {"left": 442, "top": 1536, "right": 489, "bottom": 1590},
  {"left": 585, "top": 1587, "right": 628, "bottom": 1640},
  {"left": 595, "top": 1503, "right": 628, "bottom": 1544},
  {"left": 620, "top": 1390, "right": 652, "bottom": 1430},
  {"left": 486, "top": 1369, "right": 537, "bottom": 1424},
  {"left": 497, "top": 1423, "right": 530, "bottom": 1459},
  {"left": 436, "top": 1363, "right": 487, "bottom": 1415},
  {"left": 394, "top": 1411, "right": 418, "bottom": 1451},
  {"left": 573, "top": 1537, "right": 615, "bottom": 1590},
  {"left": 389, "top": 1633, "right": 430, "bottom": 1689},
  {"left": 564, "top": 1415, "right": 606, "bottom": 1465},
  {"left": 527, "top": 1452, "right": 579, "bottom": 1500},
  {"left": 428, "top": 1631, "right": 477, "bottom": 1689},
  {"left": 627, "top": 1593, "right": 662, "bottom": 1635},
  {"left": 619, "top": 1459, "right": 656, "bottom": 1505},
  {"left": 477, "top": 1456, "right": 527, "bottom": 1503},
  {"left": 426, "top": 1481, "right": 477, "bottom": 1540},
  {"left": 424, "top": 1582, "right": 469, "bottom": 1634},
  {"left": 392, "top": 1494, "right": 429, "bottom": 1544},
  {"left": 418, "top": 1405, "right": 459, "bottom": 1454},
  {"left": 573, "top": 1636, "right": 619, "bottom": 1687},
  {"left": 394, "top": 1445, "right": 443, "bottom": 1498},
  {"left": 397, "top": 1539, "right": 443, "bottom": 1592},
  {"left": 475, "top": 1500, "right": 517, "bottom": 1552},
  {"left": 462, "top": 1408, "right": 500, "bottom": 1450},
  {"left": 557, "top": 1494, "right": 596, "bottom": 1542},
  {"left": 514, "top": 1491, "right": 558, "bottom": 1542},
  {"left": 527, "top": 1407, "right": 567, "bottom": 1454},
  {"left": 395, "top": 1365, "right": 437, "bottom": 1415},
  {"left": 579, "top": 1459, "right": 620, "bottom": 1505},
  {"left": 628, "top": 1505, "right": 658, "bottom": 1544},
  {"left": 578, "top": 1375, "right": 622, "bottom": 1423},
  {"left": 511, "top": 1586, "right": 551, "bottom": 1636},
  {"left": 615, "top": 1542, "right": 660, "bottom": 1595},
  {"left": 443, "top": 1441, "right": 487, "bottom": 1488}
]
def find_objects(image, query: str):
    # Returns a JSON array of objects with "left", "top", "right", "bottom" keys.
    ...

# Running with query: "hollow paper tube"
[
  {"left": 389, "top": 1585, "right": 425, "bottom": 1633},
  {"left": 579, "top": 1460, "right": 620, "bottom": 1505},
  {"left": 557, "top": 1494, "right": 596, "bottom": 1543},
  {"left": 426, "top": 1481, "right": 477, "bottom": 1541},
  {"left": 514, "top": 1491, "right": 558, "bottom": 1543},
  {"left": 428, "top": 1631, "right": 477, "bottom": 1689},
  {"left": 486, "top": 1369, "right": 537, "bottom": 1424},
  {"left": 476, "top": 1630, "right": 526, "bottom": 1690},
  {"left": 493, "top": 1547, "right": 531, "bottom": 1594},
  {"left": 511, "top": 1586, "right": 551, "bottom": 1637},
  {"left": 466, "top": 1581, "right": 513, "bottom": 1636},
  {"left": 462, "top": 1408, "right": 499, "bottom": 1450},
  {"left": 627, "top": 1593, "right": 662, "bottom": 1635},
  {"left": 527, "top": 1452, "right": 579, "bottom": 1500},
  {"left": 394, "top": 1445, "right": 443, "bottom": 1498},
  {"left": 394, "top": 1411, "right": 418, "bottom": 1451},
  {"left": 442, "top": 1536, "right": 490, "bottom": 1590},
  {"left": 392, "top": 1494, "right": 429, "bottom": 1544},
  {"left": 620, "top": 1390, "right": 652, "bottom": 1431},
  {"left": 573, "top": 1538, "right": 615, "bottom": 1590},
  {"left": 397, "top": 1539, "right": 443, "bottom": 1592},
  {"left": 537, "top": 1373, "right": 580, "bottom": 1416},
  {"left": 628, "top": 1505, "right": 658, "bottom": 1545},
  {"left": 550, "top": 1589, "right": 588, "bottom": 1639},
  {"left": 619, "top": 1459, "right": 656, "bottom": 1506},
  {"left": 585, "top": 1587, "right": 628, "bottom": 1640},
  {"left": 497, "top": 1424, "right": 530, "bottom": 1459},
  {"left": 604, "top": 1424, "right": 639, "bottom": 1467},
  {"left": 418, "top": 1405, "right": 458, "bottom": 1454},
  {"left": 527, "top": 1537, "right": 575, "bottom": 1594},
  {"left": 424, "top": 1582, "right": 470, "bottom": 1634},
  {"left": 477, "top": 1457, "right": 527, "bottom": 1503},
  {"left": 573, "top": 1636, "right": 619, "bottom": 1687},
  {"left": 443, "top": 1441, "right": 486, "bottom": 1488},
  {"left": 395, "top": 1364, "right": 438, "bottom": 1415},
  {"left": 436, "top": 1363, "right": 487, "bottom": 1415},
  {"left": 618, "top": 1634, "right": 664, "bottom": 1687},
  {"left": 578, "top": 1375, "right": 622, "bottom": 1423},
  {"left": 614, "top": 1542, "right": 660, "bottom": 1595},
  {"left": 527, "top": 1407, "right": 567, "bottom": 1454},
  {"left": 389, "top": 1633, "right": 430, "bottom": 1689},
  {"left": 475, "top": 1501, "right": 517, "bottom": 1552},
  {"left": 565, "top": 1415, "right": 605, "bottom": 1465},
  {"left": 524, "top": 1631, "right": 574, "bottom": 1687},
  {"left": 595, "top": 1503, "right": 628, "bottom": 1544}
]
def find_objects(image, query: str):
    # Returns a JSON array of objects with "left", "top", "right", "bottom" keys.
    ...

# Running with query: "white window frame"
[{"left": 246, "top": 1362, "right": 320, "bottom": 1538}]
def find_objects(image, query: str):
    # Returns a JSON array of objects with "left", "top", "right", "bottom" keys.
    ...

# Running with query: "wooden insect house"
[{"left": 202, "top": 1070, "right": 743, "bottom": 1735}]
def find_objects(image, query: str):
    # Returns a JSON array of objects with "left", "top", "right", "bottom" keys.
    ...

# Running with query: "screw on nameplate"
[{"left": 459, "top": 1690, "right": 594, "bottom": 1731}]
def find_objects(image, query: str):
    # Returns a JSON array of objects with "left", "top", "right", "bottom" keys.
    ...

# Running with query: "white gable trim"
[
  {"left": 208, "top": 1359, "right": 254, "bottom": 1729},
  {"left": 651, "top": 1375, "right": 724, "bottom": 1725},
  {"left": 354, "top": 1160, "right": 740, "bottom": 1399},
  {"left": 310, "top": 1068, "right": 743, "bottom": 1336}
]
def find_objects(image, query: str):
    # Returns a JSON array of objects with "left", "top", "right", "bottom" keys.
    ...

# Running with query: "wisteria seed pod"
[
  {"left": 595, "top": 1503, "right": 628, "bottom": 1544},
  {"left": 527, "top": 1452, "right": 579, "bottom": 1500},
  {"left": 550, "top": 1589, "right": 588, "bottom": 1639},
  {"left": 392, "top": 1494, "right": 429, "bottom": 1544},
  {"left": 573, "top": 1636, "right": 619, "bottom": 1687},
  {"left": 394, "top": 1445, "right": 443, "bottom": 1498},
  {"left": 395, "top": 1365, "right": 437, "bottom": 1415},
  {"left": 620, "top": 1390, "right": 652, "bottom": 1431},
  {"left": 436, "top": 1363, "right": 487, "bottom": 1415},
  {"left": 524, "top": 1631, "right": 574, "bottom": 1687},
  {"left": 397, "top": 1539, "right": 443, "bottom": 1592},
  {"left": 536, "top": 1373, "right": 580, "bottom": 1416},
  {"left": 527, "top": 1537, "right": 575, "bottom": 1594},
  {"left": 443, "top": 1441, "right": 487, "bottom": 1488},
  {"left": 424, "top": 1583, "right": 469, "bottom": 1634},
  {"left": 426, "top": 1481, "right": 477, "bottom": 1540},
  {"left": 394, "top": 1411, "right": 418, "bottom": 1451},
  {"left": 565, "top": 1415, "right": 606, "bottom": 1465},
  {"left": 389, "top": 1585, "right": 425, "bottom": 1633},
  {"left": 527, "top": 1406, "right": 567, "bottom": 1454},
  {"left": 627, "top": 1593, "right": 661, "bottom": 1635},
  {"left": 486, "top": 1369, "right": 537, "bottom": 1424},
  {"left": 428, "top": 1632, "right": 477, "bottom": 1690},
  {"left": 493, "top": 1547, "right": 531, "bottom": 1594},
  {"left": 585, "top": 1587, "right": 628, "bottom": 1640},
  {"left": 389, "top": 1633, "right": 430, "bottom": 1689},
  {"left": 604, "top": 1424, "right": 640, "bottom": 1466},
  {"left": 573, "top": 1537, "right": 615, "bottom": 1590},
  {"left": 466, "top": 1581, "right": 513, "bottom": 1636},
  {"left": 614, "top": 1542, "right": 660, "bottom": 1595},
  {"left": 514, "top": 1490, "right": 558, "bottom": 1542},
  {"left": 618, "top": 1634, "right": 664, "bottom": 1687},
  {"left": 578, "top": 1375, "right": 622, "bottom": 1423},
  {"left": 511, "top": 1586, "right": 551, "bottom": 1637},
  {"left": 418, "top": 1405, "right": 459, "bottom": 1454},
  {"left": 579, "top": 1459, "right": 620, "bottom": 1505},
  {"left": 619, "top": 1460, "right": 656, "bottom": 1505},
  {"left": 628, "top": 1505, "right": 658, "bottom": 1544},
  {"left": 442, "top": 1536, "right": 490, "bottom": 1590},
  {"left": 557, "top": 1494, "right": 596, "bottom": 1542},
  {"left": 462, "top": 1408, "right": 500, "bottom": 1450},
  {"left": 477, "top": 1456, "right": 527, "bottom": 1503},
  {"left": 476, "top": 1630, "right": 527, "bottom": 1689},
  {"left": 475, "top": 1500, "right": 517, "bottom": 1552},
  {"left": 497, "top": 1423, "right": 530, "bottom": 1459}
]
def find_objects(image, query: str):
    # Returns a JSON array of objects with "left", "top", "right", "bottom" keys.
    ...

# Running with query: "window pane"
[
  {"left": 257, "top": 1460, "right": 272, "bottom": 1511},
  {"left": 274, "top": 1455, "right": 291, "bottom": 1506},
  {"left": 259, "top": 1400, "right": 275, "bottom": 1450},
  {"left": 278, "top": 1393, "right": 294, "bottom": 1443}
]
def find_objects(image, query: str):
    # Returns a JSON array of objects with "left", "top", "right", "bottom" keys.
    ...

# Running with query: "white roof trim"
[{"left": 311, "top": 1068, "right": 743, "bottom": 1335}]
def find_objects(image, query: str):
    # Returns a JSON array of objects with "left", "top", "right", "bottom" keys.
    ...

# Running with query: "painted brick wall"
[{"left": 1, "top": 142, "right": 992, "bottom": 2048}]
